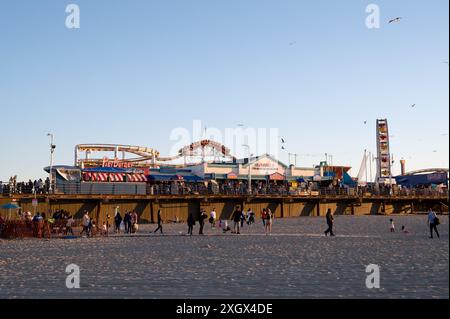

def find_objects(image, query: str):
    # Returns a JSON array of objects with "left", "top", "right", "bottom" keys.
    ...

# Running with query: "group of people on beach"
[
  {"left": 183, "top": 206, "right": 273, "bottom": 236},
  {"left": 388, "top": 209, "right": 441, "bottom": 239},
  {"left": 1, "top": 204, "right": 444, "bottom": 240},
  {"left": 113, "top": 210, "right": 139, "bottom": 234}
]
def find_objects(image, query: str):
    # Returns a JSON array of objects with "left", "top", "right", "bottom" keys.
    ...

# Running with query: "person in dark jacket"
[
  {"left": 187, "top": 213, "right": 196, "bottom": 236},
  {"left": 153, "top": 210, "right": 164, "bottom": 234},
  {"left": 124, "top": 212, "right": 132, "bottom": 234},
  {"left": 231, "top": 206, "right": 243, "bottom": 235},
  {"left": 114, "top": 211, "right": 122, "bottom": 233},
  {"left": 324, "top": 209, "right": 335, "bottom": 237},
  {"left": 199, "top": 209, "right": 208, "bottom": 235}
]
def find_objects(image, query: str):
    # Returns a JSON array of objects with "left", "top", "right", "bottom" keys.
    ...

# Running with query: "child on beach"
[{"left": 390, "top": 219, "right": 395, "bottom": 233}]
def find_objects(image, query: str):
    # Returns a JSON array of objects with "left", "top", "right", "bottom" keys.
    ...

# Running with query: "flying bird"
[
  {"left": 411, "top": 104, "right": 416, "bottom": 108},
  {"left": 388, "top": 17, "right": 402, "bottom": 24},
  {"left": 281, "top": 138, "right": 286, "bottom": 143},
  {"left": 289, "top": 42, "right": 297, "bottom": 46},
  {"left": 281, "top": 146, "right": 285, "bottom": 150},
  {"left": 364, "top": 121, "right": 367, "bottom": 125}
]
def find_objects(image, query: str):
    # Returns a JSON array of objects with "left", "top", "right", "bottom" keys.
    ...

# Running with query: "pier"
[{"left": 2, "top": 191, "right": 448, "bottom": 224}]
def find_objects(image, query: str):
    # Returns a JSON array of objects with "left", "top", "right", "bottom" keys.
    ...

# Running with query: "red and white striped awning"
[
  {"left": 126, "top": 174, "right": 147, "bottom": 182},
  {"left": 83, "top": 172, "right": 146, "bottom": 183}
]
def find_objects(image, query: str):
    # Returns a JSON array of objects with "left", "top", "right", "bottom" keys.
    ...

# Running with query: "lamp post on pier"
[{"left": 47, "top": 133, "right": 56, "bottom": 194}]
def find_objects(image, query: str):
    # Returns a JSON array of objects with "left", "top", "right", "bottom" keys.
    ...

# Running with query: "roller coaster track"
[{"left": 75, "top": 140, "right": 235, "bottom": 167}]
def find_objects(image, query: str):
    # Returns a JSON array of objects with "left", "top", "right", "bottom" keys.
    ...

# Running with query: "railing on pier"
[{"left": 1, "top": 182, "right": 448, "bottom": 199}]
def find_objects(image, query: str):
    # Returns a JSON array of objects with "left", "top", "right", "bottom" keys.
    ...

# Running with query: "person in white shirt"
[
  {"left": 80, "top": 211, "right": 90, "bottom": 237},
  {"left": 428, "top": 209, "right": 440, "bottom": 239},
  {"left": 390, "top": 219, "right": 396, "bottom": 233},
  {"left": 210, "top": 209, "right": 217, "bottom": 228}
]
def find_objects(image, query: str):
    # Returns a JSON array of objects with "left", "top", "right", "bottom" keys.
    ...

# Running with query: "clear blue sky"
[{"left": 0, "top": 0, "right": 448, "bottom": 181}]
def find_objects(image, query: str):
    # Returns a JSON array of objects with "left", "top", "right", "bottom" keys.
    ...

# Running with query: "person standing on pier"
[
  {"left": 153, "top": 210, "right": 164, "bottom": 234},
  {"left": 428, "top": 209, "right": 440, "bottom": 239},
  {"left": 324, "top": 209, "right": 335, "bottom": 237},
  {"left": 187, "top": 213, "right": 196, "bottom": 236}
]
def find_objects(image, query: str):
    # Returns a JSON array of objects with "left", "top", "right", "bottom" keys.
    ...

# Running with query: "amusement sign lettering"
[
  {"left": 102, "top": 157, "right": 134, "bottom": 169},
  {"left": 252, "top": 162, "right": 278, "bottom": 171}
]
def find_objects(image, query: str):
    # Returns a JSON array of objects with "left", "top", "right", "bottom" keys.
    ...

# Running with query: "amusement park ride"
[{"left": 75, "top": 140, "right": 236, "bottom": 169}]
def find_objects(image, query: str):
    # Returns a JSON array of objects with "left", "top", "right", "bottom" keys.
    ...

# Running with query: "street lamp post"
[
  {"left": 242, "top": 144, "right": 252, "bottom": 195},
  {"left": 47, "top": 133, "right": 56, "bottom": 194}
]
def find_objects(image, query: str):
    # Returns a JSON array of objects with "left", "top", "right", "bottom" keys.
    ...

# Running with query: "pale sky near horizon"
[{"left": 0, "top": 0, "right": 448, "bottom": 181}]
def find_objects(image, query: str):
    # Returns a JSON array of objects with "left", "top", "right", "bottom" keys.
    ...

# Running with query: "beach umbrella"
[
  {"left": 1, "top": 203, "right": 21, "bottom": 220},
  {"left": 1, "top": 203, "right": 21, "bottom": 209}
]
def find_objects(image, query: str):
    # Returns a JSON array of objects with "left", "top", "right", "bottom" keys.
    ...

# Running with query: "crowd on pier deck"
[
  {"left": 0, "top": 176, "right": 51, "bottom": 196},
  {"left": 1, "top": 176, "right": 448, "bottom": 198}
]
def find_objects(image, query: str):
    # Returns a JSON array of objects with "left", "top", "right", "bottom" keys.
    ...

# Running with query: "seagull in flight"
[
  {"left": 289, "top": 42, "right": 297, "bottom": 46},
  {"left": 411, "top": 104, "right": 416, "bottom": 108},
  {"left": 364, "top": 120, "right": 367, "bottom": 125},
  {"left": 389, "top": 17, "right": 402, "bottom": 24},
  {"left": 281, "top": 138, "right": 286, "bottom": 143}
]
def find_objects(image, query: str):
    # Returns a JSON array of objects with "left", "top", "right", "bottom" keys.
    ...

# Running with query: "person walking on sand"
[
  {"left": 428, "top": 209, "right": 440, "bottom": 239},
  {"left": 390, "top": 219, "right": 396, "bottom": 233},
  {"left": 131, "top": 210, "right": 139, "bottom": 234},
  {"left": 247, "top": 208, "right": 255, "bottom": 225},
  {"left": 209, "top": 208, "right": 217, "bottom": 228},
  {"left": 153, "top": 210, "right": 164, "bottom": 234},
  {"left": 324, "top": 209, "right": 335, "bottom": 237},
  {"left": 187, "top": 213, "right": 196, "bottom": 236},
  {"left": 80, "top": 211, "right": 91, "bottom": 237},
  {"left": 261, "top": 208, "right": 267, "bottom": 228},
  {"left": 114, "top": 210, "right": 122, "bottom": 233},
  {"left": 199, "top": 209, "right": 208, "bottom": 235},
  {"left": 232, "top": 206, "right": 243, "bottom": 234},
  {"left": 241, "top": 209, "right": 246, "bottom": 229},
  {"left": 65, "top": 215, "right": 75, "bottom": 236},
  {"left": 265, "top": 208, "right": 273, "bottom": 235}
]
